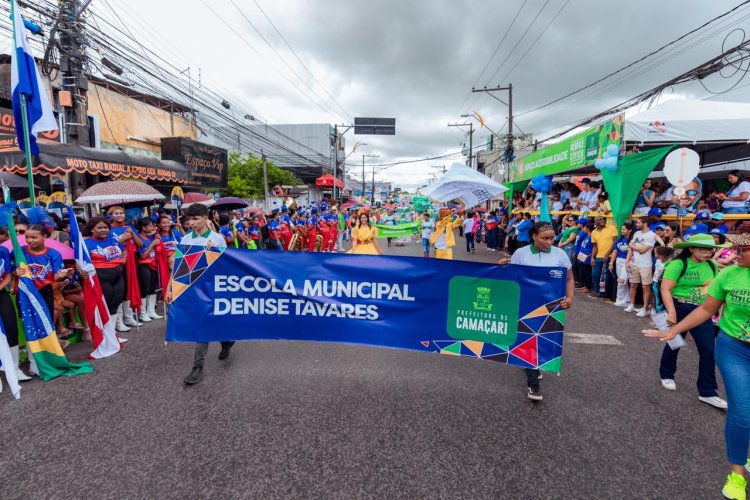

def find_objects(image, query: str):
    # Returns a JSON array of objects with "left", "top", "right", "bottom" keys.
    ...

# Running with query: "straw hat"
[{"left": 673, "top": 233, "right": 731, "bottom": 249}]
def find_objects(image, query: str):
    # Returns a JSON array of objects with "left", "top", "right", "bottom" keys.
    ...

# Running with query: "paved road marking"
[{"left": 566, "top": 333, "right": 623, "bottom": 345}]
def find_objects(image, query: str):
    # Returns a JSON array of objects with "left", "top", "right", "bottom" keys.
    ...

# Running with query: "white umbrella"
[
  {"left": 75, "top": 180, "right": 165, "bottom": 204},
  {"left": 421, "top": 163, "right": 507, "bottom": 209}
]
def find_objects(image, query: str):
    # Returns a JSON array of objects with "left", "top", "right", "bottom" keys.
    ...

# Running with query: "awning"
[
  {"left": 0, "top": 142, "right": 188, "bottom": 183},
  {"left": 315, "top": 173, "right": 343, "bottom": 188}
]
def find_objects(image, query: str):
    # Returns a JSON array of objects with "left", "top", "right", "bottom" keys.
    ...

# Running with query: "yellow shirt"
[{"left": 591, "top": 225, "right": 618, "bottom": 258}]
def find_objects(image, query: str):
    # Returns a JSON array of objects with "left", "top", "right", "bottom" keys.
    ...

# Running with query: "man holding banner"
[{"left": 174, "top": 204, "right": 235, "bottom": 385}]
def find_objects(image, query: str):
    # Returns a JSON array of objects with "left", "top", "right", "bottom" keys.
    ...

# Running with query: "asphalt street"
[{"left": 0, "top": 236, "right": 728, "bottom": 499}]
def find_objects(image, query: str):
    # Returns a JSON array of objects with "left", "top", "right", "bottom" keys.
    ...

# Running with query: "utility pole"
[
  {"left": 261, "top": 149, "right": 269, "bottom": 211},
  {"left": 472, "top": 83, "right": 515, "bottom": 164},
  {"left": 448, "top": 121, "right": 474, "bottom": 169},
  {"left": 362, "top": 154, "right": 379, "bottom": 202}
]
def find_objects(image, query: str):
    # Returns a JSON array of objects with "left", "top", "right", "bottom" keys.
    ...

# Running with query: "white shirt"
[
  {"left": 462, "top": 218, "right": 475, "bottom": 234},
  {"left": 180, "top": 228, "right": 227, "bottom": 248},
  {"left": 653, "top": 259, "right": 666, "bottom": 282},
  {"left": 630, "top": 230, "right": 655, "bottom": 268},
  {"left": 511, "top": 245, "right": 572, "bottom": 269},
  {"left": 421, "top": 219, "right": 435, "bottom": 239},
  {"left": 723, "top": 180, "right": 750, "bottom": 209}
]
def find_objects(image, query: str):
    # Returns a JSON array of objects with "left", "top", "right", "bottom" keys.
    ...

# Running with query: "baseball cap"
[
  {"left": 651, "top": 222, "right": 666, "bottom": 231},
  {"left": 576, "top": 217, "right": 589, "bottom": 225},
  {"left": 695, "top": 210, "right": 711, "bottom": 220},
  {"left": 710, "top": 226, "right": 728, "bottom": 235},
  {"left": 647, "top": 207, "right": 663, "bottom": 217},
  {"left": 711, "top": 212, "right": 725, "bottom": 221},
  {"left": 684, "top": 223, "right": 709, "bottom": 237},
  {"left": 580, "top": 178, "right": 591, "bottom": 184}
]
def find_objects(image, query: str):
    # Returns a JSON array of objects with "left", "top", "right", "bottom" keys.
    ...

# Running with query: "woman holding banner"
[
  {"left": 350, "top": 211, "right": 383, "bottom": 255},
  {"left": 500, "top": 222, "right": 575, "bottom": 402}
]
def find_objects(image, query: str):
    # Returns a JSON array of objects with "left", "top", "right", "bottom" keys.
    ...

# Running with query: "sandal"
[
  {"left": 82, "top": 328, "right": 92, "bottom": 342},
  {"left": 58, "top": 338, "right": 70, "bottom": 349},
  {"left": 58, "top": 328, "right": 72, "bottom": 337},
  {"left": 68, "top": 322, "right": 84, "bottom": 329}
]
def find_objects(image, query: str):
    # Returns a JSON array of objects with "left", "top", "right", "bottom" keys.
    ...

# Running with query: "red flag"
[
  {"left": 125, "top": 239, "right": 142, "bottom": 313},
  {"left": 154, "top": 237, "right": 170, "bottom": 300}
]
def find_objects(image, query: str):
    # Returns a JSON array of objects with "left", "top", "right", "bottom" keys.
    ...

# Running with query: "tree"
[{"left": 226, "top": 152, "right": 302, "bottom": 198}]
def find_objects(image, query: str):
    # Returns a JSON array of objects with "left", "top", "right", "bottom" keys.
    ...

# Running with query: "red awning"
[{"left": 315, "top": 173, "right": 343, "bottom": 188}]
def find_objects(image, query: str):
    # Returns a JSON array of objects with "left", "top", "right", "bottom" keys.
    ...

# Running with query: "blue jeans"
[
  {"left": 716, "top": 331, "right": 750, "bottom": 465},
  {"left": 592, "top": 258, "right": 605, "bottom": 294},
  {"left": 422, "top": 238, "right": 430, "bottom": 256},
  {"left": 659, "top": 302, "right": 719, "bottom": 397},
  {"left": 487, "top": 228, "right": 498, "bottom": 249},
  {"left": 723, "top": 206, "right": 749, "bottom": 214},
  {"left": 465, "top": 233, "right": 475, "bottom": 252}
]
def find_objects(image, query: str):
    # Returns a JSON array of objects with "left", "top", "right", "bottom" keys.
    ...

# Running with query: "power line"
[{"left": 517, "top": 0, "right": 750, "bottom": 119}]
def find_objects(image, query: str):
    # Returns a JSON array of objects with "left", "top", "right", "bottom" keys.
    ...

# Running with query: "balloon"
[
  {"left": 606, "top": 144, "right": 620, "bottom": 158},
  {"left": 604, "top": 156, "right": 618, "bottom": 172},
  {"left": 595, "top": 158, "right": 606, "bottom": 170}
]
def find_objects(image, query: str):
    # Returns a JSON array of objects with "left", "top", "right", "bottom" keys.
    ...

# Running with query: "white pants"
[
  {"left": 336, "top": 231, "right": 344, "bottom": 249},
  {"left": 615, "top": 257, "right": 630, "bottom": 304}
]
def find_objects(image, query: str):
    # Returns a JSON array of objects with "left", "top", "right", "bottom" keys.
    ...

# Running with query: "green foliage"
[{"left": 226, "top": 152, "right": 302, "bottom": 198}]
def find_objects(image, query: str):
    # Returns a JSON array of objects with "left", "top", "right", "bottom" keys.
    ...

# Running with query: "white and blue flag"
[{"left": 10, "top": 0, "right": 58, "bottom": 155}]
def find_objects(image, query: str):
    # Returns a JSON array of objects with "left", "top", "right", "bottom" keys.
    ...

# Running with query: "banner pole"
[{"left": 11, "top": 0, "right": 36, "bottom": 205}]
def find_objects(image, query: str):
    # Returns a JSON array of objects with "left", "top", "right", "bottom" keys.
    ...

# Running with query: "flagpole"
[
  {"left": 10, "top": 0, "right": 35, "bottom": 205},
  {"left": 18, "top": 94, "right": 35, "bottom": 205}
]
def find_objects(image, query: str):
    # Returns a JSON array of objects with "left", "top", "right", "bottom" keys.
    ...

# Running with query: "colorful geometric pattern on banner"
[
  {"left": 171, "top": 245, "right": 225, "bottom": 301},
  {"left": 167, "top": 248, "right": 567, "bottom": 372}
]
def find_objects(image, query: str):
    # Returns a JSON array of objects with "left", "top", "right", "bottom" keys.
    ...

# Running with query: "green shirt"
[
  {"left": 559, "top": 227, "right": 579, "bottom": 245},
  {"left": 662, "top": 258, "right": 718, "bottom": 304},
  {"left": 708, "top": 266, "right": 750, "bottom": 342}
]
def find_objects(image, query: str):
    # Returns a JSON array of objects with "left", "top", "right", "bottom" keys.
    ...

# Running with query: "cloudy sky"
[{"left": 94, "top": 0, "right": 750, "bottom": 190}]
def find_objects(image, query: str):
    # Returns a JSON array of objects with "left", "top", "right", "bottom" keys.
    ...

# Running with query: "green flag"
[{"left": 601, "top": 145, "right": 675, "bottom": 232}]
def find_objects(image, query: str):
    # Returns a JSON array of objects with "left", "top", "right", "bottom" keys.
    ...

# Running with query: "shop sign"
[{"left": 161, "top": 138, "right": 228, "bottom": 189}]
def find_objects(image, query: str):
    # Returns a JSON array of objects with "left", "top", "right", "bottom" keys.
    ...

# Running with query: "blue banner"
[{"left": 167, "top": 247, "right": 568, "bottom": 372}]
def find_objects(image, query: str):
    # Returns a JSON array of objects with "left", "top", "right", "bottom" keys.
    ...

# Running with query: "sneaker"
[
  {"left": 624, "top": 304, "right": 636, "bottom": 313},
  {"left": 636, "top": 308, "right": 650, "bottom": 318},
  {"left": 614, "top": 300, "right": 628, "bottom": 307},
  {"left": 118, "top": 336, "right": 128, "bottom": 344},
  {"left": 538, "top": 372, "right": 544, "bottom": 380},
  {"left": 183, "top": 367, "right": 203, "bottom": 385},
  {"left": 527, "top": 386, "right": 543, "bottom": 401},
  {"left": 699, "top": 396, "right": 728, "bottom": 410},
  {"left": 661, "top": 379, "right": 676, "bottom": 391},
  {"left": 218, "top": 346, "right": 232, "bottom": 361},
  {"left": 650, "top": 308, "right": 658, "bottom": 317},
  {"left": 722, "top": 471, "right": 746, "bottom": 500}
]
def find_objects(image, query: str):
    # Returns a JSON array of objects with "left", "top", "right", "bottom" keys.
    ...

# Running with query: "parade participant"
[
  {"left": 463, "top": 213, "right": 475, "bottom": 253},
  {"left": 108, "top": 206, "right": 142, "bottom": 330},
  {"left": 84, "top": 216, "right": 127, "bottom": 334},
  {"left": 0, "top": 226, "right": 29, "bottom": 382},
  {"left": 217, "top": 214, "right": 235, "bottom": 247},
  {"left": 307, "top": 207, "right": 319, "bottom": 252},
  {"left": 382, "top": 208, "right": 397, "bottom": 247},
  {"left": 318, "top": 212, "right": 331, "bottom": 252},
  {"left": 135, "top": 219, "right": 163, "bottom": 323},
  {"left": 429, "top": 208, "right": 462, "bottom": 260},
  {"left": 656, "top": 234, "right": 729, "bottom": 409},
  {"left": 171, "top": 203, "right": 234, "bottom": 385},
  {"left": 17, "top": 225, "right": 69, "bottom": 325},
  {"left": 499, "top": 221, "right": 575, "bottom": 401},
  {"left": 609, "top": 222, "right": 634, "bottom": 307},
  {"left": 349, "top": 211, "right": 383, "bottom": 255},
  {"left": 625, "top": 217, "right": 656, "bottom": 317},
  {"left": 421, "top": 212, "right": 435, "bottom": 257},
  {"left": 266, "top": 210, "right": 282, "bottom": 251},
  {"left": 644, "top": 229, "right": 750, "bottom": 500},
  {"left": 335, "top": 207, "right": 346, "bottom": 251},
  {"left": 328, "top": 210, "right": 339, "bottom": 252},
  {"left": 248, "top": 215, "right": 261, "bottom": 249},
  {"left": 157, "top": 215, "right": 183, "bottom": 265},
  {"left": 279, "top": 206, "right": 293, "bottom": 250}
]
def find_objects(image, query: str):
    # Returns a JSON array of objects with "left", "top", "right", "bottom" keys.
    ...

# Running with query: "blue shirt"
[
  {"left": 516, "top": 219, "right": 533, "bottom": 243},
  {"left": 159, "top": 230, "right": 182, "bottom": 254},
  {"left": 0, "top": 246, "right": 11, "bottom": 282},
  {"left": 21, "top": 246, "right": 63, "bottom": 289},
  {"left": 220, "top": 225, "right": 234, "bottom": 241},
  {"left": 85, "top": 236, "right": 124, "bottom": 267},
  {"left": 577, "top": 234, "right": 593, "bottom": 262},
  {"left": 109, "top": 225, "right": 134, "bottom": 250},
  {"left": 137, "top": 234, "right": 157, "bottom": 261},
  {"left": 614, "top": 236, "right": 630, "bottom": 259}
]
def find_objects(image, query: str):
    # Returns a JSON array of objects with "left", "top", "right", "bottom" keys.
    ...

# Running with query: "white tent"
[{"left": 624, "top": 99, "right": 750, "bottom": 144}]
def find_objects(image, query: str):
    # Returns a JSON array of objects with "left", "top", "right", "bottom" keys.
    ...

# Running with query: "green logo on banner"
[
  {"left": 446, "top": 276, "right": 519, "bottom": 345},
  {"left": 585, "top": 131, "right": 600, "bottom": 161}
]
